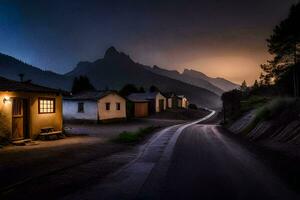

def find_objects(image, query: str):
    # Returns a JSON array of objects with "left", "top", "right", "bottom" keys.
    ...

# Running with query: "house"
[
  {"left": 0, "top": 76, "right": 63, "bottom": 141},
  {"left": 126, "top": 95, "right": 149, "bottom": 118},
  {"left": 127, "top": 91, "right": 167, "bottom": 113},
  {"left": 177, "top": 95, "right": 189, "bottom": 108},
  {"left": 164, "top": 92, "right": 178, "bottom": 109},
  {"left": 63, "top": 91, "right": 126, "bottom": 122}
]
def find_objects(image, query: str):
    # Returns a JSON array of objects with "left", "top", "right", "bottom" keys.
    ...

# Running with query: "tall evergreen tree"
[
  {"left": 119, "top": 84, "right": 139, "bottom": 96},
  {"left": 240, "top": 80, "right": 248, "bottom": 92},
  {"left": 260, "top": 2, "right": 300, "bottom": 96},
  {"left": 71, "top": 76, "right": 95, "bottom": 94}
]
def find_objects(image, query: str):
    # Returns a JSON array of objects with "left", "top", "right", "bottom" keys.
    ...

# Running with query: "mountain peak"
[
  {"left": 103, "top": 46, "right": 133, "bottom": 64},
  {"left": 104, "top": 46, "right": 119, "bottom": 58}
]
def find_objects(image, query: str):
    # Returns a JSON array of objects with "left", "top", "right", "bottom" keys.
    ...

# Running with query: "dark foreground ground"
[
  {"left": 63, "top": 112, "right": 299, "bottom": 200},
  {"left": 1, "top": 109, "right": 300, "bottom": 200},
  {"left": 0, "top": 109, "right": 206, "bottom": 200}
]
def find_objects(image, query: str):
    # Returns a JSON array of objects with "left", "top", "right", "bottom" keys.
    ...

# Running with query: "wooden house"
[
  {"left": 127, "top": 92, "right": 167, "bottom": 113},
  {"left": 63, "top": 91, "right": 126, "bottom": 122},
  {"left": 126, "top": 95, "right": 149, "bottom": 118},
  {"left": 0, "top": 76, "right": 63, "bottom": 141},
  {"left": 164, "top": 92, "right": 178, "bottom": 109},
  {"left": 177, "top": 95, "right": 189, "bottom": 108}
]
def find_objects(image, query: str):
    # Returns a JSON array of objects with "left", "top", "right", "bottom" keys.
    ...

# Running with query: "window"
[
  {"left": 78, "top": 102, "right": 84, "bottom": 113},
  {"left": 39, "top": 98, "right": 55, "bottom": 114},
  {"left": 116, "top": 102, "right": 121, "bottom": 110},
  {"left": 105, "top": 103, "right": 110, "bottom": 110}
]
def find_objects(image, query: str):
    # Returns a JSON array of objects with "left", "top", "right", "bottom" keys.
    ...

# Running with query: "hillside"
[
  {"left": 0, "top": 53, "right": 72, "bottom": 90},
  {"left": 146, "top": 66, "right": 224, "bottom": 95},
  {"left": 182, "top": 69, "right": 239, "bottom": 92},
  {"left": 66, "top": 47, "right": 221, "bottom": 108}
]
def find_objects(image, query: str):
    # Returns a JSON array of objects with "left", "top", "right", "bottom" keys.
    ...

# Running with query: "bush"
[
  {"left": 188, "top": 104, "right": 198, "bottom": 110},
  {"left": 242, "top": 97, "right": 300, "bottom": 135},
  {"left": 255, "top": 98, "right": 296, "bottom": 121},
  {"left": 112, "top": 126, "right": 156, "bottom": 144}
]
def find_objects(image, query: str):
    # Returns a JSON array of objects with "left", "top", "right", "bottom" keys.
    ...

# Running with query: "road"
[{"left": 64, "top": 111, "right": 298, "bottom": 200}]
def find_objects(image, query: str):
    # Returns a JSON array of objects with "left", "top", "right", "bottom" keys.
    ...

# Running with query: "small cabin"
[
  {"left": 63, "top": 91, "right": 126, "bottom": 122},
  {"left": 177, "top": 95, "right": 189, "bottom": 108},
  {"left": 128, "top": 92, "right": 167, "bottom": 113},
  {"left": 127, "top": 95, "right": 149, "bottom": 118},
  {"left": 0, "top": 77, "right": 63, "bottom": 141},
  {"left": 164, "top": 92, "right": 178, "bottom": 109}
]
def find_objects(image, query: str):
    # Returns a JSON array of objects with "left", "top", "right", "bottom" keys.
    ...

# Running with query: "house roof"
[
  {"left": 64, "top": 90, "right": 124, "bottom": 101},
  {"left": 163, "top": 92, "right": 176, "bottom": 98},
  {"left": 127, "top": 92, "right": 162, "bottom": 101},
  {"left": 0, "top": 76, "right": 63, "bottom": 94}
]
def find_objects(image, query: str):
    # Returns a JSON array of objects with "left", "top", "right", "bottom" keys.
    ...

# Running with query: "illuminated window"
[{"left": 39, "top": 98, "right": 55, "bottom": 114}]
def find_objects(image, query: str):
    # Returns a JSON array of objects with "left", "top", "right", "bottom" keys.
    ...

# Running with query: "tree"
[
  {"left": 221, "top": 89, "right": 243, "bottom": 123},
  {"left": 253, "top": 80, "right": 259, "bottom": 90},
  {"left": 260, "top": 2, "right": 300, "bottom": 97},
  {"left": 71, "top": 76, "right": 95, "bottom": 94},
  {"left": 119, "top": 84, "right": 139, "bottom": 96},
  {"left": 149, "top": 85, "right": 159, "bottom": 92},
  {"left": 240, "top": 80, "right": 248, "bottom": 92},
  {"left": 139, "top": 86, "right": 145, "bottom": 93}
]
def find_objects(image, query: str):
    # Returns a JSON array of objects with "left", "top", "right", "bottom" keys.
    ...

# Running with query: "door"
[
  {"left": 12, "top": 98, "right": 26, "bottom": 140},
  {"left": 159, "top": 99, "right": 164, "bottom": 112}
]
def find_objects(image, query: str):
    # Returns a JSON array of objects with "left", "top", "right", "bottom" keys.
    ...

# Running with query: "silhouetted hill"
[
  {"left": 147, "top": 65, "right": 224, "bottom": 95},
  {"left": 67, "top": 47, "right": 221, "bottom": 108},
  {"left": 0, "top": 53, "right": 72, "bottom": 90},
  {"left": 182, "top": 69, "right": 239, "bottom": 92}
]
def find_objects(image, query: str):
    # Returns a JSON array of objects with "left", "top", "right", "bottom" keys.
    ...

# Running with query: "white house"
[{"left": 63, "top": 91, "right": 126, "bottom": 122}]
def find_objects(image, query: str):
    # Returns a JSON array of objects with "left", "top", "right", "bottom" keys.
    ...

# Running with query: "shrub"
[
  {"left": 188, "top": 104, "right": 198, "bottom": 110},
  {"left": 112, "top": 126, "right": 156, "bottom": 144}
]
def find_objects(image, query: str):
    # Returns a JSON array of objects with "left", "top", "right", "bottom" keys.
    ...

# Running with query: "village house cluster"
[{"left": 0, "top": 76, "right": 189, "bottom": 142}]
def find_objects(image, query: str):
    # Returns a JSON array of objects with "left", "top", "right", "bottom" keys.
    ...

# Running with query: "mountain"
[
  {"left": 147, "top": 66, "right": 225, "bottom": 95},
  {"left": 66, "top": 47, "right": 221, "bottom": 108},
  {"left": 146, "top": 66, "right": 239, "bottom": 95},
  {"left": 182, "top": 69, "right": 239, "bottom": 92},
  {"left": 0, "top": 53, "right": 72, "bottom": 90}
]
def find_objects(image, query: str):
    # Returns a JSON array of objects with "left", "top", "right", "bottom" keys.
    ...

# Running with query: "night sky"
[{"left": 0, "top": 0, "right": 298, "bottom": 84}]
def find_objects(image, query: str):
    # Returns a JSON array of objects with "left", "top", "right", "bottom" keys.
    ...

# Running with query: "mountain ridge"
[{"left": 0, "top": 47, "right": 239, "bottom": 108}]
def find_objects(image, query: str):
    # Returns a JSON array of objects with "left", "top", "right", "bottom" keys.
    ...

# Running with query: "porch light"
[{"left": 3, "top": 97, "right": 11, "bottom": 104}]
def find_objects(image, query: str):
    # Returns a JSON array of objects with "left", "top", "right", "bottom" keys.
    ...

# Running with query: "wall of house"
[
  {"left": 0, "top": 91, "right": 63, "bottom": 140},
  {"left": 0, "top": 93, "right": 13, "bottom": 139},
  {"left": 167, "top": 98, "right": 172, "bottom": 108},
  {"left": 177, "top": 99, "right": 183, "bottom": 108},
  {"left": 134, "top": 102, "right": 149, "bottom": 117},
  {"left": 30, "top": 93, "right": 63, "bottom": 138},
  {"left": 182, "top": 97, "right": 189, "bottom": 108},
  {"left": 63, "top": 100, "right": 98, "bottom": 121},
  {"left": 98, "top": 94, "right": 126, "bottom": 121},
  {"left": 155, "top": 93, "right": 167, "bottom": 112}
]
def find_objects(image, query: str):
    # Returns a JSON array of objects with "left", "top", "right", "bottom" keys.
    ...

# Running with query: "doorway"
[
  {"left": 12, "top": 98, "right": 29, "bottom": 140},
  {"left": 159, "top": 99, "right": 164, "bottom": 112}
]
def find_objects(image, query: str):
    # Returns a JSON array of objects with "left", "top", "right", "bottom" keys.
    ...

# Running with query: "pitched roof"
[
  {"left": 127, "top": 92, "right": 162, "bottom": 101},
  {"left": 64, "top": 90, "right": 124, "bottom": 101},
  {"left": 0, "top": 76, "right": 62, "bottom": 93},
  {"left": 163, "top": 92, "right": 176, "bottom": 98}
]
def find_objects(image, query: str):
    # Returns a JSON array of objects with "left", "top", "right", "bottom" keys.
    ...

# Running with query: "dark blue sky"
[{"left": 0, "top": 0, "right": 298, "bottom": 83}]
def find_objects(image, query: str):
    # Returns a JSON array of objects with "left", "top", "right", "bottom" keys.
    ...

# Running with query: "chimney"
[{"left": 18, "top": 73, "right": 24, "bottom": 82}]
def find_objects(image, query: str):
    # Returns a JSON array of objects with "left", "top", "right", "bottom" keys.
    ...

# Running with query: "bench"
[{"left": 39, "top": 127, "right": 64, "bottom": 140}]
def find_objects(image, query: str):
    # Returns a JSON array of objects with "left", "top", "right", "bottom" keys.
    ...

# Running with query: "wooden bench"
[{"left": 39, "top": 127, "right": 64, "bottom": 140}]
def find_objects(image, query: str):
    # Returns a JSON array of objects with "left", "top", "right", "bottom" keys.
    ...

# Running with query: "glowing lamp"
[{"left": 3, "top": 97, "right": 11, "bottom": 104}]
